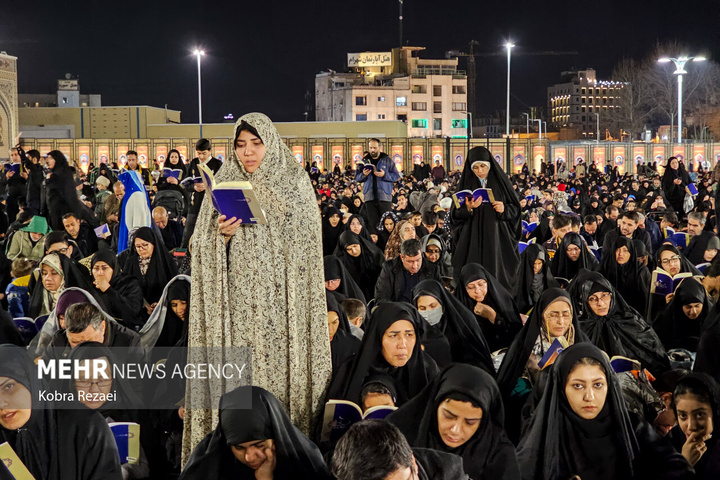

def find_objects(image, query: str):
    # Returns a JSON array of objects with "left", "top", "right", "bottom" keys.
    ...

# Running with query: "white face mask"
[{"left": 419, "top": 306, "right": 443, "bottom": 326}]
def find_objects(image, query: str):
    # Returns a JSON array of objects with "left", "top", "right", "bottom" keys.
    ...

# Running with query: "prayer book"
[
  {"left": 650, "top": 268, "right": 692, "bottom": 296},
  {"left": 162, "top": 167, "right": 184, "bottom": 179},
  {"left": 94, "top": 223, "right": 111, "bottom": 239},
  {"left": 180, "top": 176, "right": 203, "bottom": 187},
  {"left": 356, "top": 160, "right": 376, "bottom": 172},
  {"left": 696, "top": 262, "right": 711, "bottom": 275},
  {"left": 610, "top": 355, "right": 641, "bottom": 374},
  {"left": 3, "top": 164, "right": 20, "bottom": 175},
  {"left": 526, "top": 195, "right": 536, "bottom": 203},
  {"left": 109, "top": 422, "right": 140, "bottom": 465},
  {"left": 13, "top": 317, "right": 37, "bottom": 345},
  {"left": 522, "top": 221, "right": 538, "bottom": 236},
  {"left": 0, "top": 442, "right": 35, "bottom": 480},
  {"left": 197, "top": 163, "right": 267, "bottom": 225},
  {"left": 452, "top": 188, "right": 495, "bottom": 208},
  {"left": 518, "top": 237, "right": 537, "bottom": 254},
  {"left": 669, "top": 232, "right": 691, "bottom": 249},
  {"left": 537, "top": 337, "right": 569, "bottom": 370},
  {"left": 320, "top": 400, "right": 397, "bottom": 444},
  {"left": 685, "top": 183, "right": 699, "bottom": 196}
]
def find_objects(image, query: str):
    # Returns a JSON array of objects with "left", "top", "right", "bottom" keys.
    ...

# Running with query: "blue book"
[
  {"left": 537, "top": 337, "right": 569, "bottom": 370},
  {"left": 452, "top": 188, "right": 495, "bottom": 208},
  {"left": 650, "top": 268, "right": 692, "bottom": 296},
  {"left": 697, "top": 262, "right": 711, "bottom": 275},
  {"left": 522, "top": 221, "right": 538, "bottom": 235},
  {"left": 526, "top": 195, "right": 536, "bottom": 203},
  {"left": 518, "top": 237, "right": 537, "bottom": 254},
  {"left": 3, "top": 164, "right": 20, "bottom": 175},
  {"left": 13, "top": 318, "right": 37, "bottom": 346},
  {"left": 0, "top": 442, "right": 34, "bottom": 479},
  {"left": 109, "top": 422, "right": 141, "bottom": 465},
  {"left": 320, "top": 400, "right": 396, "bottom": 444},
  {"left": 162, "top": 167, "right": 183, "bottom": 179},
  {"left": 197, "top": 163, "right": 267, "bottom": 224},
  {"left": 94, "top": 223, "right": 111, "bottom": 239},
  {"left": 669, "top": 232, "right": 691, "bottom": 249},
  {"left": 686, "top": 183, "right": 699, "bottom": 196}
]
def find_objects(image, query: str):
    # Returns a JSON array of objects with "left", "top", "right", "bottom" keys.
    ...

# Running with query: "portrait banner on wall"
[
  {"left": 431, "top": 145, "right": 443, "bottom": 168},
  {"left": 613, "top": 146, "right": 625, "bottom": 175},
  {"left": 351, "top": 145, "right": 364, "bottom": 169},
  {"left": 533, "top": 145, "right": 546, "bottom": 173},
  {"left": 77, "top": 145, "right": 91, "bottom": 174},
  {"left": 713, "top": 145, "right": 720, "bottom": 167},
  {"left": 633, "top": 146, "right": 645, "bottom": 166},
  {"left": 452, "top": 146, "right": 465, "bottom": 171},
  {"left": 411, "top": 145, "right": 424, "bottom": 165},
  {"left": 39, "top": 144, "right": 53, "bottom": 157},
  {"left": 97, "top": 145, "right": 110, "bottom": 165},
  {"left": 512, "top": 145, "right": 526, "bottom": 173},
  {"left": 693, "top": 145, "right": 707, "bottom": 171},
  {"left": 553, "top": 147, "right": 566, "bottom": 168},
  {"left": 154, "top": 145, "right": 168, "bottom": 166},
  {"left": 490, "top": 144, "right": 504, "bottom": 165},
  {"left": 136, "top": 145, "right": 149, "bottom": 168},
  {"left": 331, "top": 145, "right": 344, "bottom": 167},
  {"left": 573, "top": 147, "right": 586, "bottom": 167},
  {"left": 593, "top": 147, "right": 606, "bottom": 170},
  {"left": 176, "top": 145, "right": 188, "bottom": 164},
  {"left": 214, "top": 145, "right": 226, "bottom": 163},
  {"left": 311, "top": 145, "right": 324, "bottom": 169},
  {"left": 672, "top": 146, "right": 685, "bottom": 164},
  {"left": 292, "top": 145, "right": 304, "bottom": 165},
  {"left": 392, "top": 145, "right": 404, "bottom": 173},
  {"left": 116, "top": 144, "right": 129, "bottom": 167},
  {"left": 58, "top": 146, "right": 72, "bottom": 164}
]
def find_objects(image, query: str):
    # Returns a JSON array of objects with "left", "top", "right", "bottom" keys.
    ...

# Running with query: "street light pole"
[
  {"left": 658, "top": 55, "right": 706, "bottom": 144},
  {"left": 596, "top": 113, "right": 600, "bottom": 144},
  {"left": 505, "top": 42, "right": 514, "bottom": 137},
  {"left": 535, "top": 119, "right": 542, "bottom": 139},
  {"left": 522, "top": 112, "right": 529, "bottom": 138},
  {"left": 193, "top": 49, "right": 205, "bottom": 138}
]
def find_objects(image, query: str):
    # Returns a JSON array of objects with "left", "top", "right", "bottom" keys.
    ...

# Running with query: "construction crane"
[{"left": 446, "top": 42, "right": 578, "bottom": 128}]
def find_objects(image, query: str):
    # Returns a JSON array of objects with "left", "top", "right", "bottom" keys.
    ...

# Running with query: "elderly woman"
[{"left": 184, "top": 114, "right": 331, "bottom": 458}]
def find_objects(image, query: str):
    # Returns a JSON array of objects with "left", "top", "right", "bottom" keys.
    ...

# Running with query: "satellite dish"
[{"left": 65, "top": 73, "right": 72, "bottom": 79}]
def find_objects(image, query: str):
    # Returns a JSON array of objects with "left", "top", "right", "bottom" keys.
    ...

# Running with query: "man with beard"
[{"left": 356, "top": 138, "right": 400, "bottom": 230}]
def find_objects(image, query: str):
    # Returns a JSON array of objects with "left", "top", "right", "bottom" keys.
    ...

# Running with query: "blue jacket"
[
  {"left": 354, "top": 153, "right": 400, "bottom": 202},
  {"left": 6, "top": 275, "right": 30, "bottom": 319}
]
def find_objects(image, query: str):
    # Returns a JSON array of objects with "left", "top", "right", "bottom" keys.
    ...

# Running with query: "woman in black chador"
[
  {"left": 516, "top": 342, "right": 694, "bottom": 480},
  {"left": 450, "top": 147, "right": 521, "bottom": 291},
  {"left": 514, "top": 243, "right": 559, "bottom": 314}
]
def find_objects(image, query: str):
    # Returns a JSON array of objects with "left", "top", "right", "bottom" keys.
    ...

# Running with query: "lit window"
[
  {"left": 396, "top": 96, "right": 407, "bottom": 107},
  {"left": 411, "top": 119, "right": 428, "bottom": 128}
]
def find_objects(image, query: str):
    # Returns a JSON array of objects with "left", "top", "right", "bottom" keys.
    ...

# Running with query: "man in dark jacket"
[
  {"left": 374, "top": 238, "right": 441, "bottom": 303},
  {"left": 601, "top": 210, "right": 652, "bottom": 255},
  {"left": 181, "top": 138, "right": 222, "bottom": 248},
  {"left": 355, "top": 138, "right": 400, "bottom": 233},
  {"left": 62, "top": 212, "right": 99, "bottom": 257}
]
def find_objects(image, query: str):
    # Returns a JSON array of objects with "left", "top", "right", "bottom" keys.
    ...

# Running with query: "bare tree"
[{"left": 606, "top": 57, "right": 650, "bottom": 139}]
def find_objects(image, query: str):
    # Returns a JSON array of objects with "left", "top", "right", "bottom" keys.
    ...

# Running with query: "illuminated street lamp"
[
  {"left": 658, "top": 55, "right": 706, "bottom": 143},
  {"left": 193, "top": 49, "right": 205, "bottom": 137},
  {"left": 505, "top": 42, "right": 515, "bottom": 137}
]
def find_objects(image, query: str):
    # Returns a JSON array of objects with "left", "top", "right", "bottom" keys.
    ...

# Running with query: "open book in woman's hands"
[{"left": 197, "top": 163, "right": 268, "bottom": 224}]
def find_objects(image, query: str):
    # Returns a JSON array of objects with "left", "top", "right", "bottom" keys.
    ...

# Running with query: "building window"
[
  {"left": 581, "top": 97, "right": 586, "bottom": 104},
  {"left": 581, "top": 115, "right": 586, "bottom": 122},
  {"left": 396, "top": 96, "right": 407, "bottom": 106},
  {"left": 378, "top": 96, "right": 385, "bottom": 102},
  {"left": 452, "top": 102, "right": 467, "bottom": 111},
  {"left": 433, "top": 102, "right": 442, "bottom": 114},
  {"left": 411, "top": 119, "right": 427, "bottom": 128},
  {"left": 451, "top": 119, "right": 467, "bottom": 129},
  {"left": 397, "top": 114, "right": 407, "bottom": 122},
  {"left": 377, "top": 114, "right": 386, "bottom": 119},
  {"left": 452, "top": 85, "right": 466, "bottom": 94},
  {"left": 411, "top": 102, "right": 427, "bottom": 111},
  {"left": 433, "top": 118, "right": 442, "bottom": 130},
  {"left": 356, "top": 114, "right": 367, "bottom": 121},
  {"left": 412, "top": 85, "right": 427, "bottom": 94},
  {"left": 355, "top": 96, "right": 367, "bottom": 106},
  {"left": 433, "top": 85, "right": 442, "bottom": 96},
  {"left": 62, "top": 97, "right": 69, "bottom": 104}
]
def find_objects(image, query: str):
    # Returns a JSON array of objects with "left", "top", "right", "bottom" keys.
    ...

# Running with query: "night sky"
[{"left": 3, "top": 0, "right": 719, "bottom": 124}]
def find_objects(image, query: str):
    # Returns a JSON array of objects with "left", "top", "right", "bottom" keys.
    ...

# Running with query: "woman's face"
[
  {"left": 660, "top": 250, "right": 681, "bottom": 276},
  {"left": 134, "top": 237, "right": 154, "bottom": 259},
  {"left": 75, "top": 358, "right": 113, "bottom": 410},
  {"left": 345, "top": 244, "right": 361, "bottom": 258},
  {"left": 353, "top": 198, "right": 362, "bottom": 208},
  {"left": 533, "top": 259, "right": 544, "bottom": 275},
  {"left": 349, "top": 218, "right": 363, "bottom": 235},
  {"left": 564, "top": 364, "right": 608, "bottom": 420},
  {"left": 231, "top": 439, "right": 275, "bottom": 471},
  {"left": 676, "top": 393, "right": 714, "bottom": 440},
  {"left": 235, "top": 129, "right": 266, "bottom": 174},
  {"left": 328, "top": 214, "right": 341, "bottom": 228},
  {"left": 615, "top": 246, "right": 631, "bottom": 265},
  {"left": 47, "top": 156, "right": 56, "bottom": 169},
  {"left": 325, "top": 279, "right": 340, "bottom": 291},
  {"left": 416, "top": 295, "right": 441, "bottom": 312},
  {"left": 587, "top": 291, "right": 612, "bottom": 317},
  {"left": 383, "top": 218, "right": 395, "bottom": 232},
  {"left": 472, "top": 162, "right": 489, "bottom": 179},
  {"left": 381, "top": 320, "right": 416, "bottom": 367},
  {"left": 170, "top": 299, "right": 188, "bottom": 321},
  {"left": 0, "top": 376, "right": 32, "bottom": 430},
  {"left": 41, "top": 264, "right": 62, "bottom": 292},
  {"left": 425, "top": 245, "right": 441, "bottom": 263},
  {"left": 436, "top": 399, "right": 483, "bottom": 449},
  {"left": 671, "top": 159, "right": 679, "bottom": 170},
  {"left": 543, "top": 299, "right": 572, "bottom": 338},
  {"left": 169, "top": 152, "right": 180, "bottom": 163},
  {"left": 682, "top": 302, "right": 704, "bottom": 320},
  {"left": 465, "top": 279, "right": 488, "bottom": 303},
  {"left": 529, "top": 211, "right": 539, "bottom": 223},
  {"left": 566, "top": 243, "right": 581, "bottom": 262},
  {"left": 92, "top": 261, "right": 113, "bottom": 283},
  {"left": 401, "top": 223, "right": 416, "bottom": 241},
  {"left": 704, "top": 249, "right": 718, "bottom": 262},
  {"left": 327, "top": 311, "right": 340, "bottom": 341}
]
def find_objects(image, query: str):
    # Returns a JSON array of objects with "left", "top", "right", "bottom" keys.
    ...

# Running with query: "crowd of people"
[{"left": 1, "top": 118, "right": 720, "bottom": 479}]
